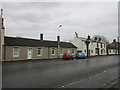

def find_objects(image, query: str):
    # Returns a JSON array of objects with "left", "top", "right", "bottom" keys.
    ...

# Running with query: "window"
[
  {"left": 103, "top": 49, "right": 105, "bottom": 54},
  {"left": 60, "top": 48, "right": 63, "bottom": 55},
  {"left": 95, "top": 48, "right": 97, "bottom": 54},
  {"left": 91, "top": 50, "right": 93, "bottom": 54},
  {"left": 104, "top": 44, "right": 106, "bottom": 48},
  {"left": 13, "top": 47, "right": 19, "bottom": 57},
  {"left": 113, "top": 49, "right": 115, "bottom": 53},
  {"left": 52, "top": 48, "right": 55, "bottom": 55},
  {"left": 109, "top": 49, "right": 111, "bottom": 53},
  {"left": 101, "top": 49, "right": 103, "bottom": 54},
  {"left": 72, "top": 49, "right": 75, "bottom": 55},
  {"left": 99, "top": 38, "right": 101, "bottom": 41},
  {"left": 85, "top": 50, "right": 86, "bottom": 53},
  {"left": 101, "top": 43, "right": 102, "bottom": 48},
  {"left": 37, "top": 48, "right": 42, "bottom": 56},
  {"left": 68, "top": 49, "right": 70, "bottom": 53},
  {"left": 95, "top": 48, "right": 99, "bottom": 54},
  {"left": 97, "top": 43, "right": 99, "bottom": 48},
  {"left": 94, "top": 37, "right": 97, "bottom": 40}
]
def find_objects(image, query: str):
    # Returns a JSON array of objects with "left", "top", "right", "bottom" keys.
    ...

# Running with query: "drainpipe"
[
  {"left": 48, "top": 47, "right": 49, "bottom": 59},
  {"left": 3, "top": 45, "right": 6, "bottom": 61}
]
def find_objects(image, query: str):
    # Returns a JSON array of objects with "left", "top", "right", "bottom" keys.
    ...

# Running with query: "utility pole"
[
  {"left": 118, "top": 36, "right": 120, "bottom": 55},
  {"left": 0, "top": 9, "right": 4, "bottom": 61},
  {"left": 0, "top": 9, "right": 3, "bottom": 61},
  {"left": 57, "top": 25, "right": 62, "bottom": 58}
]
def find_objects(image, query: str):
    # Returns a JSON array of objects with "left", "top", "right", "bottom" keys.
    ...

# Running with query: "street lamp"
[
  {"left": 57, "top": 25, "right": 62, "bottom": 58},
  {"left": 85, "top": 35, "right": 90, "bottom": 58},
  {"left": 118, "top": 36, "right": 120, "bottom": 56}
]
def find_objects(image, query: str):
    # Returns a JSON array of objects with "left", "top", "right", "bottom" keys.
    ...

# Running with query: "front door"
[
  {"left": 27, "top": 48, "right": 32, "bottom": 59},
  {"left": 95, "top": 48, "right": 99, "bottom": 55}
]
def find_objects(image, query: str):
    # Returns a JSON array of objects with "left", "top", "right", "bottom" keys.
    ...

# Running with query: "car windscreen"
[
  {"left": 78, "top": 53, "right": 84, "bottom": 55},
  {"left": 66, "top": 54, "right": 71, "bottom": 55}
]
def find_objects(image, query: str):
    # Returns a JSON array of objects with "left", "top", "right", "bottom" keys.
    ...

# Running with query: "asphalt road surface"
[{"left": 2, "top": 55, "right": 119, "bottom": 88}]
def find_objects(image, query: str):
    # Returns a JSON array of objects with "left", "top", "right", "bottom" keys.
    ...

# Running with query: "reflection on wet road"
[{"left": 2, "top": 55, "right": 119, "bottom": 88}]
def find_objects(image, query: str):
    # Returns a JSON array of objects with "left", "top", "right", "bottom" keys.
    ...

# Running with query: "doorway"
[{"left": 27, "top": 48, "right": 32, "bottom": 59}]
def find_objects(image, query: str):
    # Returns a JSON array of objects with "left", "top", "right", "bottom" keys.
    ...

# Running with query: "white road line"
[{"left": 57, "top": 67, "right": 117, "bottom": 88}]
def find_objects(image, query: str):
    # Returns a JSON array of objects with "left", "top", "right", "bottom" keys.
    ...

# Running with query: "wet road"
[
  {"left": 2, "top": 55, "right": 119, "bottom": 88},
  {"left": 0, "top": 62, "right": 2, "bottom": 89},
  {"left": 60, "top": 67, "right": 118, "bottom": 88}
]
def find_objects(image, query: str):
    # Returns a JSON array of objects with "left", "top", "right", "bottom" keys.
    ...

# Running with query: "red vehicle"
[{"left": 63, "top": 53, "right": 74, "bottom": 60}]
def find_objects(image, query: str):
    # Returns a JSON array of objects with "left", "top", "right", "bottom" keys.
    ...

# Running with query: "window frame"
[
  {"left": 37, "top": 48, "right": 42, "bottom": 56},
  {"left": 59, "top": 48, "right": 63, "bottom": 55},
  {"left": 101, "top": 43, "right": 102, "bottom": 48},
  {"left": 67, "top": 49, "right": 71, "bottom": 53},
  {"left": 109, "top": 49, "right": 111, "bottom": 53},
  {"left": 101, "top": 49, "right": 103, "bottom": 54},
  {"left": 13, "top": 46, "right": 20, "bottom": 57},
  {"left": 104, "top": 44, "right": 106, "bottom": 48},
  {"left": 91, "top": 50, "right": 93, "bottom": 54},
  {"left": 72, "top": 49, "right": 75, "bottom": 55},
  {"left": 52, "top": 48, "right": 55, "bottom": 55}
]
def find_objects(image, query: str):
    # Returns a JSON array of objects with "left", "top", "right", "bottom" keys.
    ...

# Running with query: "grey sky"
[{"left": 2, "top": 2, "right": 118, "bottom": 42}]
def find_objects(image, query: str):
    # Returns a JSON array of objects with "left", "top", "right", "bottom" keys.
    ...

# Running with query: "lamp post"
[
  {"left": 57, "top": 25, "right": 62, "bottom": 58},
  {"left": 85, "top": 35, "right": 90, "bottom": 58},
  {"left": 57, "top": 36, "right": 60, "bottom": 58},
  {"left": 118, "top": 36, "right": 120, "bottom": 56}
]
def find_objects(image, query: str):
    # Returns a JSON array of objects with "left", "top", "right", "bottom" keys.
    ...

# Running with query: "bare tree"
[{"left": 92, "top": 35, "right": 110, "bottom": 45}]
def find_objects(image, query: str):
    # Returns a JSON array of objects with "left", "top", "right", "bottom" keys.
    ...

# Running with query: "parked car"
[
  {"left": 75, "top": 52, "right": 85, "bottom": 59},
  {"left": 63, "top": 53, "right": 74, "bottom": 60}
]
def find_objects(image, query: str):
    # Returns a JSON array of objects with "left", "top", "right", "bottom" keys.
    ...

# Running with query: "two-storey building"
[{"left": 70, "top": 32, "right": 107, "bottom": 56}]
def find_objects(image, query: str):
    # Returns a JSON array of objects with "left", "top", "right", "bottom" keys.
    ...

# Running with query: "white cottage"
[
  {"left": 107, "top": 39, "right": 120, "bottom": 55},
  {"left": 70, "top": 32, "right": 107, "bottom": 56}
]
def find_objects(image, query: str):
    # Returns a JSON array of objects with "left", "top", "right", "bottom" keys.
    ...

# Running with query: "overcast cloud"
[{"left": 2, "top": 2, "right": 118, "bottom": 42}]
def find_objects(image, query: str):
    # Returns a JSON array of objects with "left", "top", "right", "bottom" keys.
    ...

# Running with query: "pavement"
[{"left": 2, "top": 55, "right": 119, "bottom": 88}]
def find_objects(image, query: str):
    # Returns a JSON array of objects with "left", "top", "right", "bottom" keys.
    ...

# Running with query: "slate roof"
[
  {"left": 107, "top": 42, "right": 120, "bottom": 49},
  {"left": 4, "top": 36, "right": 77, "bottom": 48},
  {"left": 78, "top": 37, "right": 106, "bottom": 43}
]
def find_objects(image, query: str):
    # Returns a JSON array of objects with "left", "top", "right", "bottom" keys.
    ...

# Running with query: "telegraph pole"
[
  {"left": 118, "top": 36, "right": 120, "bottom": 55},
  {"left": 0, "top": 9, "right": 3, "bottom": 61},
  {"left": 57, "top": 25, "right": 62, "bottom": 58}
]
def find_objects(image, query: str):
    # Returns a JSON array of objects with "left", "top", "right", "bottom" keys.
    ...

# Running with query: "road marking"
[{"left": 57, "top": 67, "right": 117, "bottom": 88}]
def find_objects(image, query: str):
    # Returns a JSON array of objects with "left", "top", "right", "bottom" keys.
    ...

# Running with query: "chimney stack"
[
  {"left": 1, "top": 9, "right": 3, "bottom": 18},
  {"left": 1, "top": 9, "right": 4, "bottom": 29},
  {"left": 99, "top": 38, "right": 101, "bottom": 41},
  {"left": 94, "top": 37, "right": 97, "bottom": 41},
  {"left": 2, "top": 18, "right": 4, "bottom": 29},
  {"left": 40, "top": 33, "right": 43, "bottom": 40},
  {"left": 113, "top": 39, "right": 116, "bottom": 42},
  {"left": 57, "top": 36, "right": 60, "bottom": 42},
  {"left": 87, "top": 35, "right": 90, "bottom": 40}
]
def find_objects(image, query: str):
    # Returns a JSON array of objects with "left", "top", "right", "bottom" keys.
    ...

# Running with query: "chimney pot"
[
  {"left": 40, "top": 33, "right": 43, "bottom": 40},
  {"left": 94, "top": 37, "right": 97, "bottom": 40},
  {"left": 113, "top": 39, "right": 116, "bottom": 42},
  {"left": 99, "top": 38, "right": 101, "bottom": 41},
  {"left": 57, "top": 36, "right": 60, "bottom": 42},
  {"left": 87, "top": 35, "right": 90, "bottom": 40}
]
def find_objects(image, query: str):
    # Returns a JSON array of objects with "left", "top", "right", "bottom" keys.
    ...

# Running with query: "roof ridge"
[
  {"left": 4, "top": 36, "right": 77, "bottom": 48},
  {"left": 4, "top": 36, "right": 71, "bottom": 43}
]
